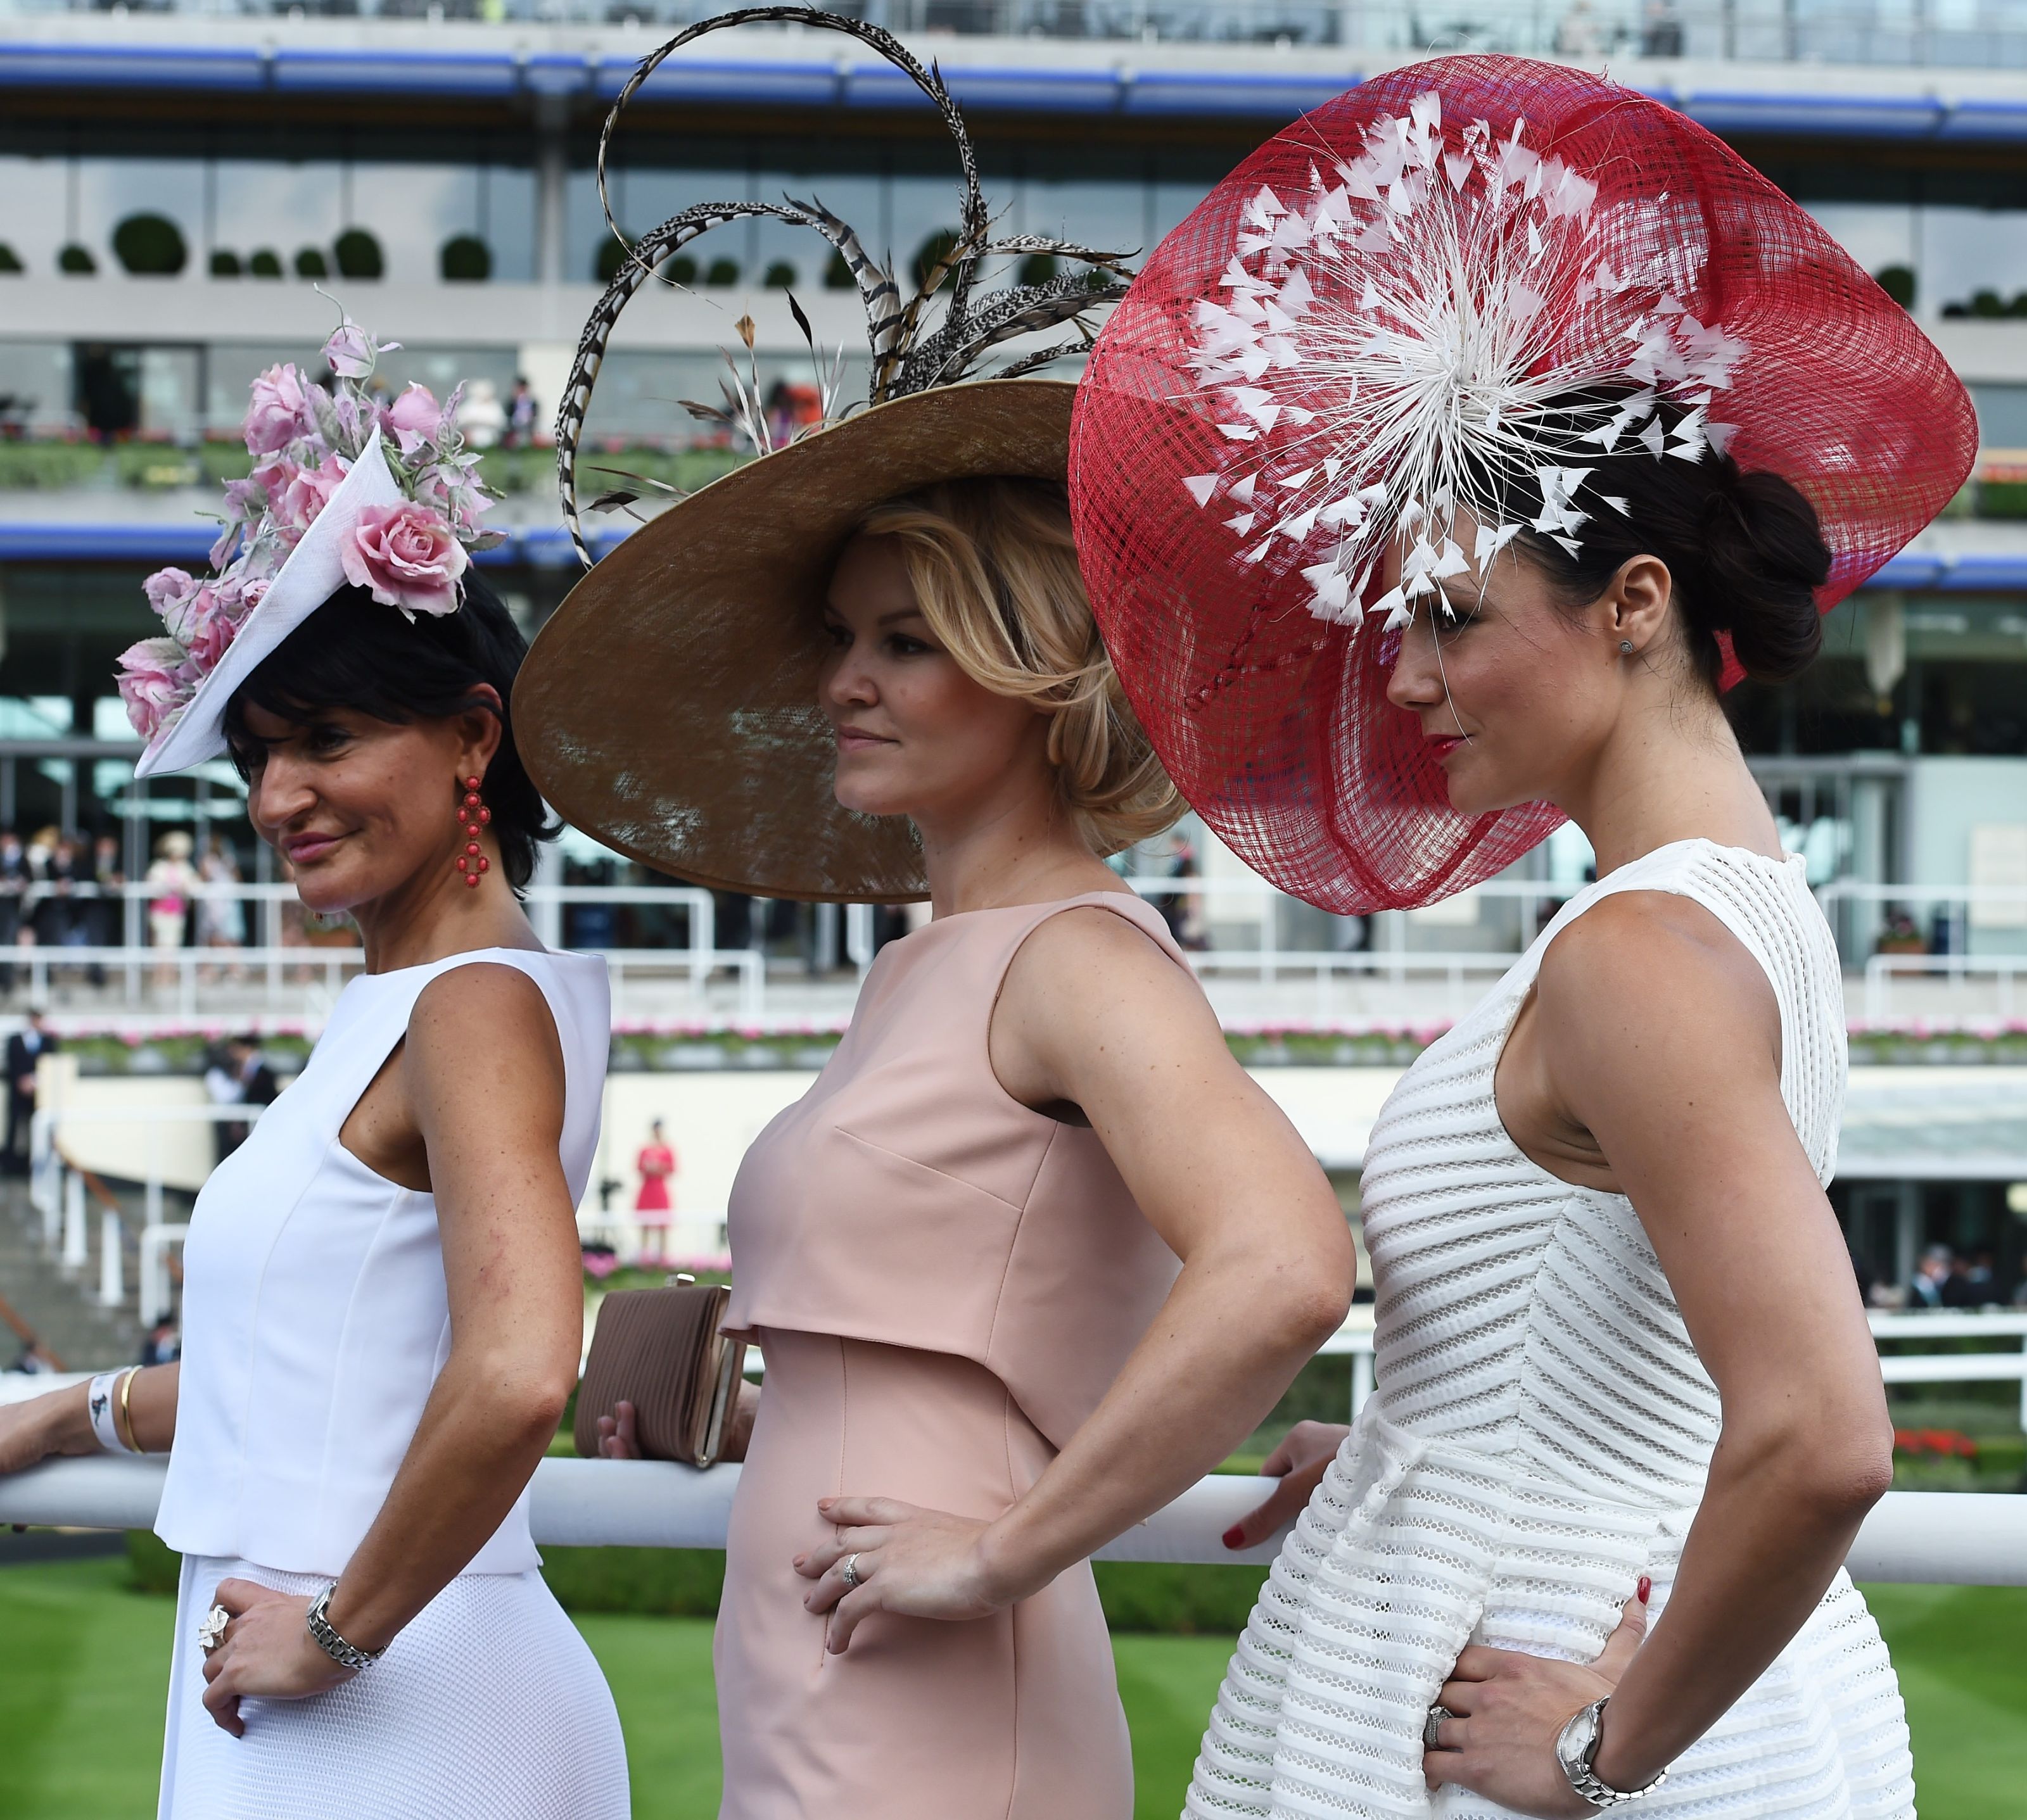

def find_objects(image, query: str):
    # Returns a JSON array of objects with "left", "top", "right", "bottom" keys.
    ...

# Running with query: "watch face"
[{"left": 1559, "top": 1702, "right": 1601, "bottom": 1767}]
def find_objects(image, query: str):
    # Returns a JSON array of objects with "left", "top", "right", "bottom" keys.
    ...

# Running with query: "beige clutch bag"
[{"left": 574, "top": 1275, "right": 748, "bottom": 1468}]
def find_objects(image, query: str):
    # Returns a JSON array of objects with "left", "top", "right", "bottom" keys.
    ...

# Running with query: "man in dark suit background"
[
  {"left": 215, "top": 1033, "right": 279, "bottom": 1161},
  {"left": 5, "top": 1008, "right": 56, "bottom": 1175}
]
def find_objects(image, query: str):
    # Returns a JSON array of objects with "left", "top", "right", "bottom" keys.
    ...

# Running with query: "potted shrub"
[
  {"left": 295, "top": 246, "right": 330, "bottom": 279},
  {"left": 58, "top": 243, "right": 96, "bottom": 276},
  {"left": 441, "top": 234, "right": 492, "bottom": 282},
  {"left": 1873, "top": 265, "right": 1915, "bottom": 310},
  {"left": 595, "top": 236, "right": 634, "bottom": 285},
  {"left": 763, "top": 260, "right": 797, "bottom": 288},
  {"left": 249, "top": 249, "right": 283, "bottom": 279},
  {"left": 334, "top": 228, "right": 384, "bottom": 281},
  {"left": 112, "top": 213, "right": 187, "bottom": 276},
  {"left": 209, "top": 249, "right": 243, "bottom": 278},
  {"left": 0, "top": 243, "right": 22, "bottom": 275},
  {"left": 704, "top": 256, "right": 740, "bottom": 287}
]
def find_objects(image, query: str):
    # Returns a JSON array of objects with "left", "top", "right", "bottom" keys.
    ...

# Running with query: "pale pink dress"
[{"left": 717, "top": 892, "right": 1188, "bottom": 1820}]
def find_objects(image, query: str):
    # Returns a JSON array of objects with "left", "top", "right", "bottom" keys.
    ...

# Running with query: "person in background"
[
  {"left": 142, "top": 1317, "right": 182, "bottom": 1368},
  {"left": 0, "top": 830, "right": 25, "bottom": 990},
  {"left": 632, "top": 1117, "right": 677, "bottom": 1266},
  {"left": 506, "top": 376, "right": 538, "bottom": 449},
  {"left": 4, "top": 1007, "right": 56, "bottom": 1175},
  {"left": 8, "top": 1338, "right": 60, "bottom": 1374},
  {"left": 198, "top": 833, "right": 247, "bottom": 954},
  {"left": 1942, "top": 1248, "right": 1997, "bottom": 1308},
  {"left": 147, "top": 830, "right": 199, "bottom": 985},
  {"left": 1640, "top": 0, "right": 1685, "bottom": 54},
  {"left": 91, "top": 832, "right": 125, "bottom": 945},
  {"left": 28, "top": 833, "right": 80, "bottom": 963},
  {"left": 224, "top": 1033, "right": 279, "bottom": 1160},
  {"left": 1909, "top": 1242, "right": 1954, "bottom": 1308}
]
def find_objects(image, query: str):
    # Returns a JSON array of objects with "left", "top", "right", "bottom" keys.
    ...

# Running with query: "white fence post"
[
  {"left": 139, "top": 1224, "right": 188, "bottom": 1327},
  {"left": 61, "top": 1169, "right": 86, "bottom": 1271},
  {"left": 98, "top": 1208, "right": 124, "bottom": 1309}
]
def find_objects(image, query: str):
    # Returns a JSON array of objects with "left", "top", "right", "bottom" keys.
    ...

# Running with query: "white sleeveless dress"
[
  {"left": 153, "top": 946, "right": 629, "bottom": 1820},
  {"left": 1187, "top": 840, "right": 1915, "bottom": 1820}
]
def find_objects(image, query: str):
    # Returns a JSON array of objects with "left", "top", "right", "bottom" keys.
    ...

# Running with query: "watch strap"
[{"left": 305, "top": 1583, "right": 385, "bottom": 1672}]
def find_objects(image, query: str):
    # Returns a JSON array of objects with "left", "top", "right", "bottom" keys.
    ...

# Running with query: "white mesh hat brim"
[{"left": 135, "top": 434, "right": 406, "bottom": 779}]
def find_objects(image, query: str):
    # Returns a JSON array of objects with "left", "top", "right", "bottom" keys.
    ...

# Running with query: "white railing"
[
  {"left": 1863, "top": 954, "right": 2026, "bottom": 1021},
  {"left": 26, "top": 1103, "right": 259, "bottom": 1319},
  {"left": 1, "top": 871, "right": 2023, "bottom": 1027},
  {"left": 1319, "top": 1311, "right": 2027, "bottom": 1425},
  {"left": 1, "top": 1453, "right": 2019, "bottom": 1583}
]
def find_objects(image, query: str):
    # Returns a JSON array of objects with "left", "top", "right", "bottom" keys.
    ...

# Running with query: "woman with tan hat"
[{"left": 522, "top": 15, "right": 1354, "bottom": 1817}]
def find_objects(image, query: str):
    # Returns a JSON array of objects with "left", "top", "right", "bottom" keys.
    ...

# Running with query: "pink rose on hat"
[
  {"left": 244, "top": 363, "right": 319, "bottom": 456},
  {"left": 270, "top": 453, "right": 352, "bottom": 535},
  {"left": 115, "top": 637, "right": 194, "bottom": 742},
  {"left": 385, "top": 383, "right": 445, "bottom": 457},
  {"left": 143, "top": 567, "right": 200, "bottom": 621},
  {"left": 341, "top": 501, "right": 469, "bottom": 617}
]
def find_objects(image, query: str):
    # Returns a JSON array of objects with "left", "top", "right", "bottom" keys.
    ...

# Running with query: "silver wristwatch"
[
  {"left": 1554, "top": 1698, "right": 1665, "bottom": 1807},
  {"left": 306, "top": 1583, "right": 386, "bottom": 1673}
]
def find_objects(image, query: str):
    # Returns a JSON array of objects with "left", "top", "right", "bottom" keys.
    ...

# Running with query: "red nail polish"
[
  {"left": 1222, "top": 1524, "right": 1246, "bottom": 1549},
  {"left": 1636, "top": 1575, "right": 1651, "bottom": 1603}
]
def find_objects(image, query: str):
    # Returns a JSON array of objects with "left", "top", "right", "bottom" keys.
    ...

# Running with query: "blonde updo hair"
[{"left": 855, "top": 476, "right": 1183, "bottom": 856}]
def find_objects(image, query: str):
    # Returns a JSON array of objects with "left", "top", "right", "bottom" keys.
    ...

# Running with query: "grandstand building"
[{"left": 0, "top": 4, "right": 2023, "bottom": 1317}]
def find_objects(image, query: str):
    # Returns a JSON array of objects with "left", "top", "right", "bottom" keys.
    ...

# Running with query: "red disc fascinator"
[{"left": 1071, "top": 55, "right": 1976, "bottom": 913}]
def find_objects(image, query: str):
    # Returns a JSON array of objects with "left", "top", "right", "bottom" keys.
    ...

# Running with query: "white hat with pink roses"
[{"left": 117, "top": 314, "right": 500, "bottom": 778}]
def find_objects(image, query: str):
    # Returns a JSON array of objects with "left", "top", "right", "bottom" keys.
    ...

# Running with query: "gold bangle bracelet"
[{"left": 113, "top": 1367, "right": 141, "bottom": 1455}]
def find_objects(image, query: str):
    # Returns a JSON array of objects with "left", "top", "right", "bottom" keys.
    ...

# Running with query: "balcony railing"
[{"left": 0, "top": 875, "right": 2022, "bottom": 1025}]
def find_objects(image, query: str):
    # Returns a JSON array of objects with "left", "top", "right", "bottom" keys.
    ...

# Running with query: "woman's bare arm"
[
  {"left": 801, "top": 907, "right": 1354, "bottom": 1646},
  {"left": 317, "top": 964, "right": 584, "bottom": 1649},
  {"left": 1428, "top": 894, "right": 1890, "bottom": 1813},
  {"left": 201, "top": 964, "right": 584, "bottom": 1731},
  {"left": 0, "top": 1360, "right": 180, "bottom": 1472}
]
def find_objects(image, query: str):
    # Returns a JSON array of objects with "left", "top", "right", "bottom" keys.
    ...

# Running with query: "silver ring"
[
  {"left": 1423, "top": 1704, "right": 1456, "bottom": 1750},
  {"left": 840, "top": 1552, "right": 861, "bottom": 1590},
  {"left": 197, "top": 1603, "right": 230, "bottom": 1657}
]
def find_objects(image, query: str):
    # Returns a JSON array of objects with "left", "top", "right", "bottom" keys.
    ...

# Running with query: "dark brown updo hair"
[{"left": 1494, "top": 395, "right": 1832, "bottom": 688}]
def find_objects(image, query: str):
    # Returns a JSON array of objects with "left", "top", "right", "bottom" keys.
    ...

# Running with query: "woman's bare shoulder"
[
  {"left": 407, "top": 961, "right": 564, "bottom": 1086},
  {"left": 1534, "top": 890, "right": 1779, "bottom": 1074}
]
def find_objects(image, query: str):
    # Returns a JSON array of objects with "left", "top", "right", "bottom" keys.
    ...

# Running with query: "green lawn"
[{"left": 2, "top": 1556, "right": 2021, "bottom": 1819}]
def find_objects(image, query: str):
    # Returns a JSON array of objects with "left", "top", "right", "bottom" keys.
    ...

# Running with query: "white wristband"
[{"left": 86, "top": 1371, "right": 130, "bottom": 1453}]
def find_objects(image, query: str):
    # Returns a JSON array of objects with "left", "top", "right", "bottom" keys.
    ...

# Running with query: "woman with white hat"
[{"left": 0, "top": 319, "right": 626, "bottom": 1818}]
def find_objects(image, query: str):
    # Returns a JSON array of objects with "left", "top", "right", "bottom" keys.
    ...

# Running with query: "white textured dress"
[
  {"left": 153, "top": 947, "right": 629, "bottom": 1819},
  {"left": 1187, "top": 840, "right": 1915, "bottom": 1820}
]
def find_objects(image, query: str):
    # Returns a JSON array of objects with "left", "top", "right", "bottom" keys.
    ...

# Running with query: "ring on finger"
[
  {"left": 198, "top": 1603, "right": 230, "bottom": 1657},
  {"left": 840, "top": 1552, "right": 863, "bottom": 1591},
  {"left": 1423, "top": 1704, "right": 1457, "bottom": 1751}
]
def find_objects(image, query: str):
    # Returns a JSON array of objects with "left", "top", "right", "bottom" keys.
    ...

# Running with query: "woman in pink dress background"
[{"left": 632, "top": 1119, "right": 676, "bottom": 1265}]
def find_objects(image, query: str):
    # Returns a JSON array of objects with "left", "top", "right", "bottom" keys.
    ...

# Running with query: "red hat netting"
[{"left": 1070, "top": 54, "right": 1976, "bottom": 914}]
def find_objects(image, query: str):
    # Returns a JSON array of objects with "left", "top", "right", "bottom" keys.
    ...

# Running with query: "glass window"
[
  {"left": 212, "top": 160, "right": 346, "bottom": 274},
  {"left": 0, "top": 153, "right": 72, "bottom": 274}
]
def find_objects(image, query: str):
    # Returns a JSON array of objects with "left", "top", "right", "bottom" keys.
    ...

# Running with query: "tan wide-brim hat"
[{"left": 515, "top": 378, "right": 1077, "bottom": 904}]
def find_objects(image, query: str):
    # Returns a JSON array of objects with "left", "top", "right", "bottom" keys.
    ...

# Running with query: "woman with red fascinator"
[{"left": 1072, "top": 57, "right": 1972, "bottom": 1820}]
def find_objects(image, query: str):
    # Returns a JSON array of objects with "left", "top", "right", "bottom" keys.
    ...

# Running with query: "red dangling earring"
[{"left": 454, "top": 774, "right": 492, "bottom": 890}]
